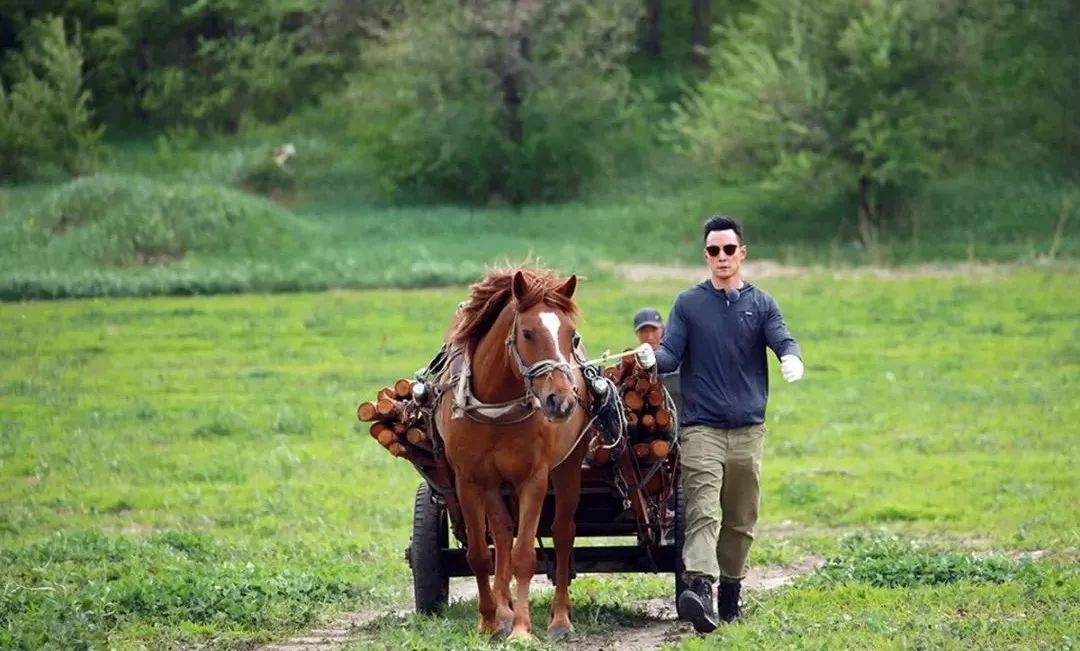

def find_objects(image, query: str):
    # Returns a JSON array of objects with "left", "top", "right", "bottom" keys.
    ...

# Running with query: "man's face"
[
  {"left": 704, "top": 229, "right": 746, "bottom": 281},
  {"left": 636, "top": 324, "right": 663, "bottom": 350}
]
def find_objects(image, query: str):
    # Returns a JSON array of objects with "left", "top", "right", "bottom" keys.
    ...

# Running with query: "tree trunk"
[
  {"left": 643, "top": 0, "right": 662, "bottom": 58},
  {"left": 857, "top": 175, "right": 882, "bottom": 262},
  {"left": 501, "top": 33, "right": 527, "bottom": 147},
  {"left": 691, "top": 0, "right": 709, "bottom": 70},
  {"left": 500, "top": 1, "right": 535, "bottom": 148}
]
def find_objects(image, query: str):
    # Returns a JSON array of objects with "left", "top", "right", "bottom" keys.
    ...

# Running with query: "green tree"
[
  {"left": 0, "top": 0, "right": 395, "bottom": 133},
  {"left": 670, "top": 0, "right": 987, "bottom": 243},
  {"left": 974, "top": 0, "right": 1080, "bottom": 175},
  {"left": 0, "top": 15, "right": 102, "bottom": 181},
  {"left": 0, "top": 1, "right": 138, "bottom": 127},
  {"left": 350, "top": 0, "right": 644, "bottom": 204},
  {"left": 128, "top": 0, "right": 353, "bottom": 133}
]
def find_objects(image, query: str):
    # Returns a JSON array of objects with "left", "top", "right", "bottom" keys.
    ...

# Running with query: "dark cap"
[{"left": 632, "top": 307, "right": 664, "bottom": 332}]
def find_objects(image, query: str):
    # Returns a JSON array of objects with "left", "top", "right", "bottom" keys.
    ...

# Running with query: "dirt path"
[
  {"left": 562, "top": 556, "right": 824, "bottom": 651},
  {"left": 257, "top": 556, "right": 824, "bottom": 651}
]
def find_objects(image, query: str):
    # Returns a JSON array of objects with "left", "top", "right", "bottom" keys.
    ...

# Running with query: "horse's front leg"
[
  {"left": 458, "top": 480, "right": 500, "bottom": 634},
  {"left": 548, "top": 446, "right": 586, "bottom": 638},
  {"left": 484, "top": 490, "right": 515, "bottom": 636},
  {"left": 509, "top": 469, "right": 549, "bottom": 640}
]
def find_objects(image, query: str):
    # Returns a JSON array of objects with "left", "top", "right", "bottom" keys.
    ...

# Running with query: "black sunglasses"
[{"left": 705, "top": 244, "right": 740, "bottom": 257}]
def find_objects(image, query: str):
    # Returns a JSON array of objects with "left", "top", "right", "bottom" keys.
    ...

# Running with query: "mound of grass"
[{"left": 4, "top": 174, "right": 298, "bottom": 269}]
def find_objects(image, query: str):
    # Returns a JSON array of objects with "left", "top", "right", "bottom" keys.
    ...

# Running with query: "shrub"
[
  {"left": 234, "top": 144, "right": 298, "bottom": 203},
  {"left": 0, "top": 15, "right": 102, "bottom": 181},
  {"left": 350, "top": 0, "right": 645, "bottom": 204}
]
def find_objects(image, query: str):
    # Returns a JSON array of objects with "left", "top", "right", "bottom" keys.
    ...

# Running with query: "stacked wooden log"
[
  {"left": 586, "top": 351, "right": 676, "bottom": 471},
  {"left": 357, "top": 378, "right": 434, "bottom": 465}
]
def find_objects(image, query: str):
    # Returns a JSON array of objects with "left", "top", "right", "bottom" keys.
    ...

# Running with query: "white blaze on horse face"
[{"left": 539, "top": 312, "right": 567, "bottom": 364}]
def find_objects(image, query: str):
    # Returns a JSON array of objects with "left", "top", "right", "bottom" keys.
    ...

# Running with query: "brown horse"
[{"left": 436, "top": 267, "right": 590, "bottom": 640}]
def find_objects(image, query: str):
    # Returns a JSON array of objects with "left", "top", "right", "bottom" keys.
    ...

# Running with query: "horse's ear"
[
  {"left": 512, "top": 271, "right": 528, "bottom": 303},
  {"left": 556, "top": 274, "right": 577, "bottom": 300}
]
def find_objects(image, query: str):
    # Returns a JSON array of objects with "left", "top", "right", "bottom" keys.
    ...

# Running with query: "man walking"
[{"left": 634, "top": 215, "right": 803, "bottom": 633}]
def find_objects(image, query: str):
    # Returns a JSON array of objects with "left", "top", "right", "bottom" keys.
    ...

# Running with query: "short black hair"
[{"left": 703, "top": 215, "right": 743, "bottom": 244}]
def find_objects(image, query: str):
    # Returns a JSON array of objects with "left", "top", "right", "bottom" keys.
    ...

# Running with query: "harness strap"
[
  {"left": 436, "top": 313, "right": 604, "bottom": 427},
  {"left": 448, "top": 349, "right": 539, "bottom": 425}
]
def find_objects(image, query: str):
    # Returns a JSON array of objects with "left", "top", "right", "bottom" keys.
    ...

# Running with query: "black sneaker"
[
  {"left": 717, "top": 579, "right": 742, "bottom": 623},
  {"left": 678, "top": 577, "right": 718, "bottom": 633}
]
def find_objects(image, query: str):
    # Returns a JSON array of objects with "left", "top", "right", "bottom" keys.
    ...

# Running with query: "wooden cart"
[{"left": 402, "top": 364, "right": 687, "bottom": 616}]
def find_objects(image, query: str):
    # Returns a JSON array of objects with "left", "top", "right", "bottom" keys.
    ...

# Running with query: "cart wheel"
[
  {"left": 409, "top": 482, "right": 449, "bottom": 614},
  {"left": 674, "top": 479, "right": 689, "bottom": 620}
]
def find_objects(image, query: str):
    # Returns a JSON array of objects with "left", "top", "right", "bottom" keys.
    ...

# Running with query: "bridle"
[{"left": 504, "top": 312, "right": 584, "bottom": 409}]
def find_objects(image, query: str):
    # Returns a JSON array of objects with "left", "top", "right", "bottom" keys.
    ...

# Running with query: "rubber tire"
[
  {"left": 674, "top": 479, "right": 689, "bottom": 620},
  {"left": 410, "top": 482, "right": 449, "bottom": 614}
]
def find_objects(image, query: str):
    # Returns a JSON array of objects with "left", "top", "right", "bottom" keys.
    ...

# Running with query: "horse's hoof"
[
  {"left": 548, "top": 622, "right": 574, "bottom": 640},
  {"left": 478, "top": 619, "right": 502, "bottom": 636},
  {"left": 497, "top": 616, "right": 514, "bottom": 638},
  {"left": 508, "top": 627, "right": 532, "bottom": 641}
]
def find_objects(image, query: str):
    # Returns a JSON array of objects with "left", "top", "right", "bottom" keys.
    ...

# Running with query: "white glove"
[
  {"left": 634, "top": 343, "right": 656, "bottom": 370},
  {"left": 780, "top": 355, "right": 804, "bottom": 383}
]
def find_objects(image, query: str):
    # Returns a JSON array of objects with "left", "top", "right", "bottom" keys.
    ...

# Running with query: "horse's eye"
[
  {"left": 522, "top": 330, "right": 533, "bottom": 341},
  {"left": 572, "top": 332, "right": 582, "bottom": 348}
]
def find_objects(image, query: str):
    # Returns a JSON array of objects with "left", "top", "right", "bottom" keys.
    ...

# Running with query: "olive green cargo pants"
[{"left": 679, "top": 423, "right": 765, "bottom": 582}]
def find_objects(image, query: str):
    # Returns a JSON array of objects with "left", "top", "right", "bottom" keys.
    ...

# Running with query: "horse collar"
[
  {"left": 449, "top": 350, "right": 539, "bottom": 424},
  {"left": 445, "top": 313, "right": 581, "bottom": 425}
]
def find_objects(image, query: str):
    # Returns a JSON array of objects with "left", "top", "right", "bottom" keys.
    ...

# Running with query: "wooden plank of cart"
[{"left": 357, "top": 356, "right": 687, "bottom": 616}]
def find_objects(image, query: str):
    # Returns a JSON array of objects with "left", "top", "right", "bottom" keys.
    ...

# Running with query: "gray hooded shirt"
[{"left": 655, "top": 281, "right": 800, "bottom": 428}]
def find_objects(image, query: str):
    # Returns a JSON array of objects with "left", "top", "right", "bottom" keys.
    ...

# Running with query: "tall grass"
[{"left": 1, "top": 132, "right": 1077, "bottom": 300}]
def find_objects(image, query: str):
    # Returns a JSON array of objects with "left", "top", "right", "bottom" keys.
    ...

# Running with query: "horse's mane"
[{"left": 447, "top": 266, "right": 578, "bottom": 347}]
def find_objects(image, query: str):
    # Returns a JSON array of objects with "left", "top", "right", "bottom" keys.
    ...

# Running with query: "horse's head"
[{"left": 508, "top": 271, "right": 580, "bottom": 422}]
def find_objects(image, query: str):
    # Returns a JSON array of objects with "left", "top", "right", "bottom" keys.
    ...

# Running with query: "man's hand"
[
  {"left": 635, "top": 343, "right": 656, "bottom": 370},
  {"left": 780, "top": 355, "right": 804, "bottom": 382}
]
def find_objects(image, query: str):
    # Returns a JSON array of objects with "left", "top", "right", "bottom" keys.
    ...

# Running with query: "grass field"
[{"left": 1, "top": 268, "right": 1078, "bottom": 649}]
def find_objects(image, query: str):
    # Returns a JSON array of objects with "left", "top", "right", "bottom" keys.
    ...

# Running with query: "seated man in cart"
[
  {"left": 633, "top": 307, "right": 682, "bottom": 544},
  {"left": 633, "top": 215, "right": 804, "bottom": 633},
  {"left": 632, "top": 307, "right": 683, "bottom": 422}
]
